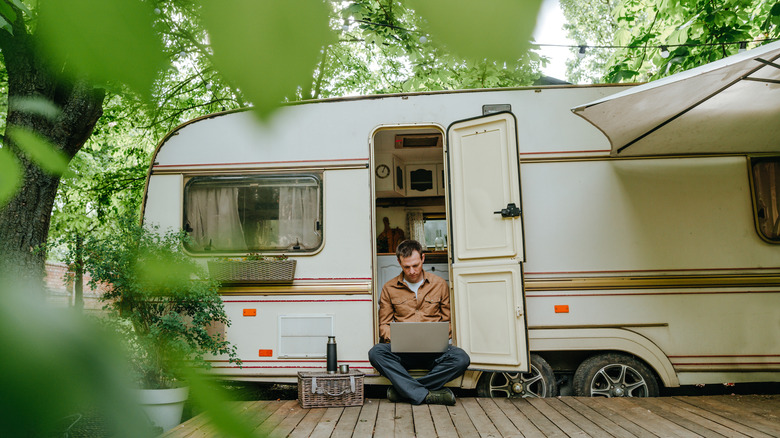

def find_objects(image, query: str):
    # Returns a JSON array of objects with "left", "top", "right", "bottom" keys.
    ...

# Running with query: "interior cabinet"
[
  {"left": 405, "top": 163, "right": 438, "bottom": 197},
  {"left": 376, "top": 154, "right": 405, "bottom": 197},
  {"left": 436, "top": 163, "right": 445, "bottom": 195}
]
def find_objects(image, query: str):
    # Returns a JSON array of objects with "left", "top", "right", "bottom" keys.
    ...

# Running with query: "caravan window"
[
  {"left": 183, "top": 174, "right": 323, "bottom": 253},
  {"left": 751, "top": 158, "right": 780, "bottom": 242}
]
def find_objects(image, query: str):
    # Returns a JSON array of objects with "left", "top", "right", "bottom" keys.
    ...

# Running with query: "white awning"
[{"left": 572, "top": 40, "right": 780, "bottom": 157}]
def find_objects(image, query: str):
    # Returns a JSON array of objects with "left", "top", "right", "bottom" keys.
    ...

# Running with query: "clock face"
[{"left": 376, "top": 164, "right": 391, "bottom": 179}]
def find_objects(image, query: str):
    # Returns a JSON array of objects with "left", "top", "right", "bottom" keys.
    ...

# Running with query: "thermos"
[{"left": 326, "top": 336, "right": 337, "bottom": 374}]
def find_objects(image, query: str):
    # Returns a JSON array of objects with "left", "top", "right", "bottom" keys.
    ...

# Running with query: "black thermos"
[{"left": 326, "top": 336, "right": 337, "bottom": 374}]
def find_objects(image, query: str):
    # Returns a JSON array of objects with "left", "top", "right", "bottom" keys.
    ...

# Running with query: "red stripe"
[
  {"left": 673, "top": 362, "right": 780, "bottom": 366},
  {"left": 526, "top": 266, "right": 780, "bottom": 275},
  {"left": 223, "top": 299, "right": 373, "bottom": 303},
  {"left": 153, "top": 158, "right": 369, "bottom": 168},
  {"left": 211, "top": 366, "right": 375, "bottom": 370},
  {"left": 668, "top": 354, "right": 780, "bottom": 358},
  {"left": 519, "top": 149, "right": 610, "bottom": 156},
  {"left": 528, "top": 290, "right": 780, "bottom": 298},
  {"left": 207, "top": 360, "right": 371, "bottom": 363}
]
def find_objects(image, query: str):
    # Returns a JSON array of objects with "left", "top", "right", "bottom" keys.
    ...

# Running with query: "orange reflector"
[
  {"left": 258, "top": 349, "right": 273, "bottom": 357},
  {"left": 243, "top": 308, "right": 257, "bottom": 316},
  {"left": 554, "top": 305, "right": 569, "bottom": 313}
]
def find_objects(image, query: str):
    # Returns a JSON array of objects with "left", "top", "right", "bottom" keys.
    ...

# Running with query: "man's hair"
[{"left": 396, "top": 239, "right": 423, "bottom": 259}]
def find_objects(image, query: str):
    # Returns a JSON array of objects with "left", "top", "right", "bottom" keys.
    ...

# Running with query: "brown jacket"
[{"left": 378, "top": 270, "right": 451, "bottom": 342}]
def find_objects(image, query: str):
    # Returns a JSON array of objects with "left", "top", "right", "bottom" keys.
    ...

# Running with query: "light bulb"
[
  {"left": 739, "top": 42, "right": 747, "bottom": 53},
  {"left": 577, "top": 46, "right": 586, "bottom": 59},
  {"left": 420, "top": 36, "right": 428, "bottom": 44},
  {"left": 660, "top": 46, "right": 670, "bottom": 58}
]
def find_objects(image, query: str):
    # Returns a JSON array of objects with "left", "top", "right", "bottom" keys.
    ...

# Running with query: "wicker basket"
[
  {"left": 297, "top": 371, "right": 364, "bottom": 408},
  {"left": 207, "top": 260, "right": 296, "bottom": 283}
]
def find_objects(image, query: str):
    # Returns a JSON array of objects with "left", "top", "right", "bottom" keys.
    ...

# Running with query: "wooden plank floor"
[{"left": 162, "top": 394, "right": 780, "bottom": 438}]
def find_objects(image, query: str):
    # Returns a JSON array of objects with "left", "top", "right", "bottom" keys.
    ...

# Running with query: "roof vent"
[{"left": 394, "top": 133, "right": 442, "bottom": 149}]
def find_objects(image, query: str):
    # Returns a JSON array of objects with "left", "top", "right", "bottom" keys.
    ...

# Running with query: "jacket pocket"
[
  {"left": 391, "top": 297, "right": 415, "bottom": 318},
  {"left": 421, "top": 297, "right": 442, "bottom": 318}
]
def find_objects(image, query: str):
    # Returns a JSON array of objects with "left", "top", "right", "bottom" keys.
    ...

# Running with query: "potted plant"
[
  {"left": 207, "top": 253, "right": 296, "bottom": 283},
  {"left": 83, "top": 216, "right": 240, "bottom": 432}
]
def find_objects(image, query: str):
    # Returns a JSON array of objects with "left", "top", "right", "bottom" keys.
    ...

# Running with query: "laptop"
[{"left": 390, "top": 321, "right": 450, "bottom": 353}]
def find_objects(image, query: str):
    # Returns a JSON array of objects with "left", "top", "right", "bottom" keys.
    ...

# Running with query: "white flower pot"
[{"left": 136, "top": 386, "right": 189, "bottom": 432}]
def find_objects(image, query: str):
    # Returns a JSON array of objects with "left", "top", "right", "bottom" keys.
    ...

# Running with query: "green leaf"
[
  {"left": 37, "top": 0, "right": 166, "bottom": 98},
  {"left": 0, "top": 14, "right": 12, "bottom": 35},
  {"left": 0, "top": 147, "right": 22, "bottom": 207},
  {"left": 6, "top": 0, "right": 30, "bottom": 15},
  {"left": 614, "top": 28, "right": 632, "bottom": 45},
  {"left": 0, "top": 1, "right": 17, "bottom": 23},
  {"left": 406, "top": 0, "right": 543, "bottom": 62},
  {"left": 200, "top": 0, "right": 336, "bottom": 119},
  {"left": 7, "top": 128, "right": 70, "bottom": 175}
]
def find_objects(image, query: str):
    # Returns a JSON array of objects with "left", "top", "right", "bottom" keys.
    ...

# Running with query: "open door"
[{"left": 446, "top": 112, "right": 529, "bottom": 372}]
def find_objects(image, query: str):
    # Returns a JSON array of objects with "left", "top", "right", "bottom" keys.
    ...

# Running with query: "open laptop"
[{"left": 390, "top": 321, "right": 450, "bottom": 353}]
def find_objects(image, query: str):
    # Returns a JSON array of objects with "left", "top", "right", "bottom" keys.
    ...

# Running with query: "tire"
[
  {"left": 477, "top": 354, "right": 558, "bottom": 398},
  {"left": 573, "top": 353, "right": 660, "bottom": 397}
]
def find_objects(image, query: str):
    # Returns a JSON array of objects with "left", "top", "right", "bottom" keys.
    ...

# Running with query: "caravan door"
[{"left": 446, "top": 113, "right": 529, "bottom": 372}]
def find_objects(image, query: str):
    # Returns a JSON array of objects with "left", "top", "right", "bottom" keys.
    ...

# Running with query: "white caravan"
[{"left": 142, "top": 44, "right": 780, "bottom": 397}]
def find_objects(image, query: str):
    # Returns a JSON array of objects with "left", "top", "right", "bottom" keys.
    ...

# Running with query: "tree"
[
  {"left": 560, "top": 0, "right": 619, "bottom": 84},
  {"left": 0, "top": 0, "right": 105, "bottom": 280},
  {"left": 561, "top": 0, "right": 780, "bottom": 83}
]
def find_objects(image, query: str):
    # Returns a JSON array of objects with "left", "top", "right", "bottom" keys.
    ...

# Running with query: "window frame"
[
  {"left": 182, "top": 172, "right": 324, "bottom": 255},
  {"left": 748, "top": 156, "right": 780, "bottom": 244}
]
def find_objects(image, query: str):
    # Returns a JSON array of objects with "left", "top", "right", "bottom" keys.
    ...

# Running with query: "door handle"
[{"left": 494, "top": 203, "right": 521, "bottom": 218}]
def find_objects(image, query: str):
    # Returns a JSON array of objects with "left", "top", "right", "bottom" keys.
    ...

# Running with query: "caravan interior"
[{"left": 372, "top": 126, "right": 450, "bottom": 289}]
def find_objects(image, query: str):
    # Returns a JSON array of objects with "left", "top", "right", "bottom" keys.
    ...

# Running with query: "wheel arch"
[{"left": 528, "top": 328, "right": 679, "bottom": 388}]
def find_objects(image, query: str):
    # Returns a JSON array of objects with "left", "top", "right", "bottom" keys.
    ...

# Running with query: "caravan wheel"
[
  {"left": 573, "top": 353, "right": 659, "bottom": 397},
  {"left": 476, "top": 354, "right": 557, "bottom": 398}
]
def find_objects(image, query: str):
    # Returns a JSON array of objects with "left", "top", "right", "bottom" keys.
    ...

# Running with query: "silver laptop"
[{"left": 390, "top": 321, "right": 449, "bottom": 353}]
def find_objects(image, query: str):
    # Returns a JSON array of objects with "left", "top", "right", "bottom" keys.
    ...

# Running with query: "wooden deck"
[{"left": 163, "top": 395, "right": 780, "bottom": 437}]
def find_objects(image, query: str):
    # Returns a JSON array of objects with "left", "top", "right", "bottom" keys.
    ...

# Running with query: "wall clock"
[{"left": 376, "top": 164, "right": 390, "bottom": 179}]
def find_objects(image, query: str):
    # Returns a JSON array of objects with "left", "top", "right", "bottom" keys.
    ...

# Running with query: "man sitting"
[{"left": 368, "top": 239, "right": 470, "bottom": 405}]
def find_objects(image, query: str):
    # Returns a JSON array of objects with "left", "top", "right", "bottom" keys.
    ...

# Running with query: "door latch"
[{"left": 494, "top": 203, "right": 521, "bottom": 218}]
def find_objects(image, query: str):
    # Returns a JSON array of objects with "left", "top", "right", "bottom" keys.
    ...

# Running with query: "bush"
[{"left": 84, "top": 216, "right": 240, "bottom": 389}]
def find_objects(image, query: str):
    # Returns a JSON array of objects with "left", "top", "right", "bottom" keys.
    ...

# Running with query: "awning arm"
[{"left": 744, "top": 58, "right": 780, "bottom": 84}]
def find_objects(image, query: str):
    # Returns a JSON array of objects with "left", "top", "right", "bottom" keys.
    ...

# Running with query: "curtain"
[
  {"left": 186, "top": 187, "right": 247, "bottom": 251},
  {"left": 753, "top": 161, "right": 780, "bottom": 239},
  {"left": 278, "top": 186, "right": 320, "bottom": 249},
  {"left": 406, "top": 210, "right": 426, "bottom": 248}
]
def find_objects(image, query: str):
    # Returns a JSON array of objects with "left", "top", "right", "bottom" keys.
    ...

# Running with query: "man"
[{"left": 368, "top": 239, "right": 470, "bottom": 405}]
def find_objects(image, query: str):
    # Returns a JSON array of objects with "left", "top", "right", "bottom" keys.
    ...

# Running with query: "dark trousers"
[{"left": 368, "top": 343, "right": 470, "bottom": 404}]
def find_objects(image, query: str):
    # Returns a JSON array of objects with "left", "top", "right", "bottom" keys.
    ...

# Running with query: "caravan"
[{"left": 141, "top": 43, "right": 780, "bottom": 397}]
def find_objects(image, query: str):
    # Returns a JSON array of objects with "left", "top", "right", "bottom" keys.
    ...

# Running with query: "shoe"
[
  {"left": 387, "top": 386, "right": 402, "bottom": 403},
  {"left": 424, "top": 388, "right": 456, "bottom": 406}
]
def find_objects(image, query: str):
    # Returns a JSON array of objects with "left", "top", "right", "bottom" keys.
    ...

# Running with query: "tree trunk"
[{"left": 0, "top": 14, "right": 105, "bottom": 284}]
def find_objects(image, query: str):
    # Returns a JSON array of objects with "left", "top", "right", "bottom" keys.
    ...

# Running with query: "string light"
[
  {"left": 536, "top": 38, "right": 779, "bottom": 52},
  {"left": 339, "top": 18, "right": 779, "bottom": 56}
]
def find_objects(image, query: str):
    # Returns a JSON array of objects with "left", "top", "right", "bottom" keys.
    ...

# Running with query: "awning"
[{"left": 572, "top": 40, "right": 780, "bottom": 157}]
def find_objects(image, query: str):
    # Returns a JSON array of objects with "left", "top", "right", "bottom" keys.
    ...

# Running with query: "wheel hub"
[
  {"left": 512, "top": 382, "right": 524, "bottom": 394},
  {"left": 612, "top": 385, "right": 625, "bottom": 397}
]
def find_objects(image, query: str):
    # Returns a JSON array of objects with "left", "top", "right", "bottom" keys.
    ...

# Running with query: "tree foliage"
[{"left": 562, "top": 0, "right": 780, "bottom": 83}]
